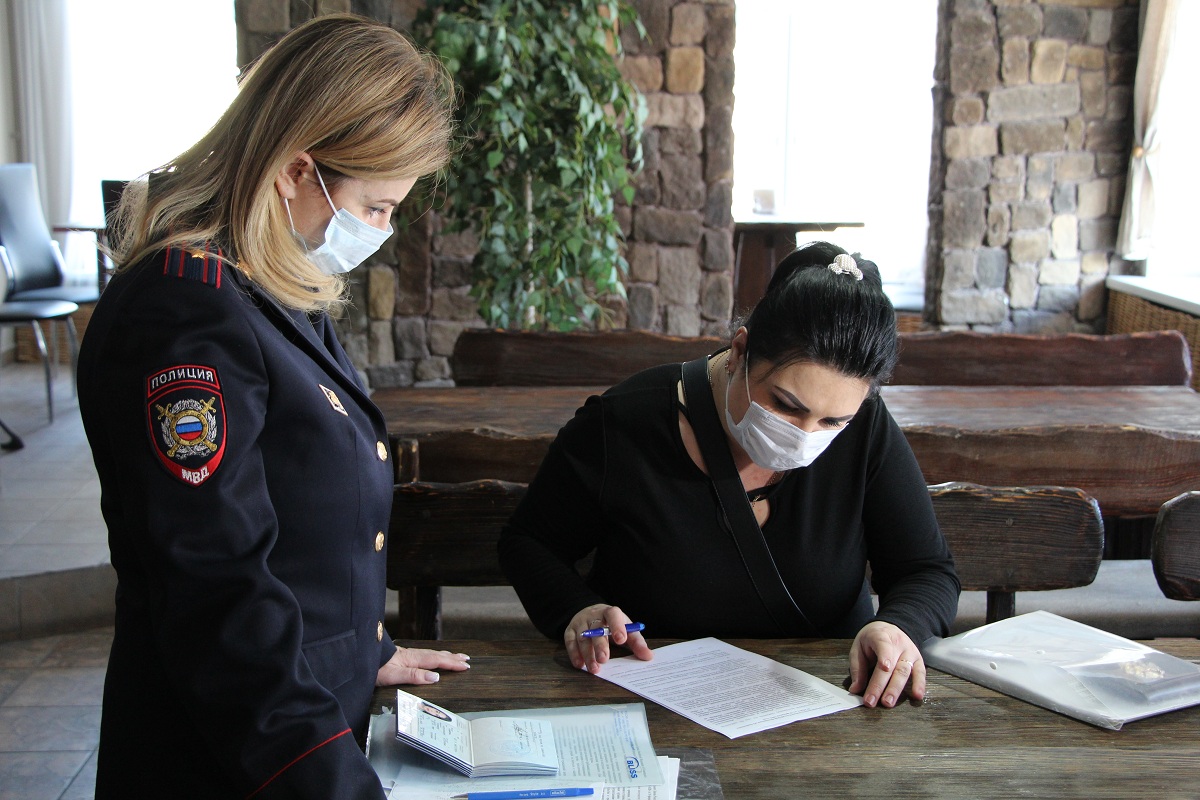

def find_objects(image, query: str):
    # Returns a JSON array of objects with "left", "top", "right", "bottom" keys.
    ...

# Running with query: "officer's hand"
[{"left": 376, "top": 646, "right": 471, "bottom": 686}]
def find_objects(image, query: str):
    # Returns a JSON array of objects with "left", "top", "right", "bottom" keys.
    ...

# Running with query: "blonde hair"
[{"left": 111, "top": 14, "right": 455, "bottom": 311}]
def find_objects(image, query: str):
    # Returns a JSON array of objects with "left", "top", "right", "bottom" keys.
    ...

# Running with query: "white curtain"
[
  {"left": 8, "top": 0, "right": 73, "bottom": 228},
  {"left": 1116, "top": 0, "right": 1180, "bottom": 260}
]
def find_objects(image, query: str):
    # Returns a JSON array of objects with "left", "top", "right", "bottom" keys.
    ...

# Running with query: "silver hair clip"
[{"left": 828, "top": 253, "right": 863, "bottom": 280}]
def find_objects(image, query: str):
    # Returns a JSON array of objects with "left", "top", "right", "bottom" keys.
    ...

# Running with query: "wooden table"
[
  {"left": 733, "top": 217, "right": 864, "bottom": 310},
  {"left": 373, "top": 638, "right": 1200, "bottom": 799},
  {"left": 373, "top": 384, "right": 1200, "bottom": 516}
]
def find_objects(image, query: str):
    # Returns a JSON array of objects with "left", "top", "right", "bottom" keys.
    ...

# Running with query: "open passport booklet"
[{"left": 394, "top": 690, "right": 558, "bottom": 778}]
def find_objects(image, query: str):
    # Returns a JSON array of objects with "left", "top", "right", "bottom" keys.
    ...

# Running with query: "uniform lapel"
[{"left": 227, "top": 267, "right": 381, "bottom": 421}]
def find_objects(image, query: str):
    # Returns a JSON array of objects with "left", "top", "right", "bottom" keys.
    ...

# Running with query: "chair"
[
  {"left": 1152, "top": 491, "right": 1200, "bottom": 602},
  {"left": 99, "top": 179, "right": 129, "bottom": 288},
  {"left": 929, "top": 482, "right": 1105, "bottom": 624},
  {"left": 0, "top": 270, "right": 80, "bottom": 425},
  {"left": 387, "top": 479, "right": 529, "bottom": 639},
  {"left": 0, "top": 164, "right": 100, "bottom": 306},
  {"left": 0, "top": 164, "right": 94, "bottom": 396}
]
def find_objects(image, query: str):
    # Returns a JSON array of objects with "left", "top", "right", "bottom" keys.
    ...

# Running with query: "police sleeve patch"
[{"left": 145, "top": 365, "right": 226, "bottom": 486}]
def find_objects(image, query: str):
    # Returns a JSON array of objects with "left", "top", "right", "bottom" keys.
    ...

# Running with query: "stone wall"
[
  {"left": 235, "top": 0, "right": 736, "bottom": 387},
  {"left": 618, "top": 0, "right": 736, "bottom": 338},
  {"left": 237, "top": 0, "right": 1147, "bottom": 373},
  {"left": 927, "top": 0, "right": 1140, "bottom": 332}
]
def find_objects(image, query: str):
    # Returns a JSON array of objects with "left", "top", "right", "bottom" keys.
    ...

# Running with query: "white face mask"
[
  {"left": 724, "top": 358, "right": 845, "bottom": 470},
  {"left": 285, "top": 165, "right": 393, "bottom": 275}
]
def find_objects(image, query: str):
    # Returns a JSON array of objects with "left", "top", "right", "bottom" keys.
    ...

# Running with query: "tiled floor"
[
  {"left": 0, "top": 628, "right": 106, "bottom": 799},
  {"left": 0, "top": 359, "right": 108, "bottom": 799},
  {"left": 0, "top": 362, "right": 107, "bottom": 580}
]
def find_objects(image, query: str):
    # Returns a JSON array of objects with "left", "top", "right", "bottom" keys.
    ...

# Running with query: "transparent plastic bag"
[{"left": 924, "top": 610, "right": 1200, "bottom": 729}]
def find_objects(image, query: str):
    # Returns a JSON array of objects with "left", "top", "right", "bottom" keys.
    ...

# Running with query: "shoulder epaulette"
[{"left": 162, "top": 246, "right": 223, "bottom": 288}]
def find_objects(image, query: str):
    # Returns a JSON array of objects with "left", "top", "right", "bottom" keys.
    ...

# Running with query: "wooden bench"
[
  {"left": 451, "top": 329, "right": 722, "bottom": 386},
  {"left": 929, "top": 482, "right": 1105, "bottom": 624},
  {"left": 450, "top": 328, "right": 1192, "bottom": 388},
  {"left": 1152, "top": 490, "right": 1200, "bottom": 602},
  {"left": 892, "top": 330, "right": 1193, "bottom": 386},
  {"left": 387, "top": 480, "right": 1106, "bottom": 638},
  {"left": 388, "top": 480, "right": 527, "bottom": 639},
  {"left": 389, "top": 430, "right": 554, "bottom": 484},
  {"left": 954, "top": 491, "right": 1200, "bottom": 638}
]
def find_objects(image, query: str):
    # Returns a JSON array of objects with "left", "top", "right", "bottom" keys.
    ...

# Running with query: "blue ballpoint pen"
[
  {"left": 450, "top": 789, "right": 595, "bottom": 800},
  {"left": 580, "top": 622, "right": 645, "bottom": 638}
]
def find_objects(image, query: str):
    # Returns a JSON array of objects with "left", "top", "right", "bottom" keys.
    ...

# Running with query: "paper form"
[{"left": 596, "top": 637, "right": 861, "bottom": 738}]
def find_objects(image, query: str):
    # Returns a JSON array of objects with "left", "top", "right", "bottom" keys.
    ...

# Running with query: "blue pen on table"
[
  {"left": 580, "top": 622, "right": 645, "bottom": 638},
  {"left": 449, "top": 789, "right": 595, "bottom": 800}
]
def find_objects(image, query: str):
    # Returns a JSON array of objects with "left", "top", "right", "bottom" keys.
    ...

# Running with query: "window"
[
  {"left": 1145, "top": 0, "right": 1200, "bottom": 280},
  {"left": 61, "top": 0, "right": 237, "bottom": 277},
  {"left": 732, "top": 0, "right": 939, "bottom": 287}
]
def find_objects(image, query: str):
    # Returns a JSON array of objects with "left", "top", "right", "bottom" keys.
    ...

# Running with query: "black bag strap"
[{"left": 680, "top": 356, "right": 818, "bottom": 636}]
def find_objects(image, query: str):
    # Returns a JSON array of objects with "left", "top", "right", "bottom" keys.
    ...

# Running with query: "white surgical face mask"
[
  {"left": 286, "top": 165, "right": 393, "bottom": 275},
  {"left": 724, "top": 359, "right": 845, "bottom": 470}
]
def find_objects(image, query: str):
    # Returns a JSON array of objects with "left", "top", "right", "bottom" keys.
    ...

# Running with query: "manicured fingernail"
[{"left": 427, "top": 672, "right": 440, "bottom": 682}]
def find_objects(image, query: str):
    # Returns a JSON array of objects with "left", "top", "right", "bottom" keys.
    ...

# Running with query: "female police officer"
[{"left": 79, "top": 15, "right": 468, "bottom": 798}]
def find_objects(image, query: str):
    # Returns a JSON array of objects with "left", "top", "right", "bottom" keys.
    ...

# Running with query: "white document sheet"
[{"left": 596, "top": 637, "right": 862, "bottom": 739}]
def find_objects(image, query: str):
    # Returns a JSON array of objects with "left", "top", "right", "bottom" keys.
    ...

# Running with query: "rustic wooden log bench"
[
  {"left": 929, "top": 482, "right": 1104, "bottom": 624},
  {"left": 1153, "top": 490, "right": 1200, "bottom": 602},
  {"left": 892, "top": 329, "right": 1193, "bottom": 386},
  {"left": 451, "top": 329, "right": 722, "bottom": 387},
  {"left": 386, "top": 480, "right": 1106, "bottom": 639},
  {"left": 449, "top": 328, "right": 1193, "bottom": 388},
  {"left": 388, "top": 479, "right": 526, "bottom": 640}
]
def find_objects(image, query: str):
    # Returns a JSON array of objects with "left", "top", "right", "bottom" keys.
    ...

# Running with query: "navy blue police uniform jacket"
[{"left": 79, "top": 246, "right": 395, "bottom": 798}]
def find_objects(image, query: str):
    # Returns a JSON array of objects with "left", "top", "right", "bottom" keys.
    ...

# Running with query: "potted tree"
[{"left": 414, "top": 0, "right": 646, "bottom": 330}]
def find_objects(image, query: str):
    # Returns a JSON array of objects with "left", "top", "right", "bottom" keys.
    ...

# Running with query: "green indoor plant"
[{"left": 415, "top": 0, "right": 646, "bottom": 330}]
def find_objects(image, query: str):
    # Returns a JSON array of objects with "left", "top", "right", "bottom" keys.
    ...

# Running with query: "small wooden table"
[
  {"left": 373, "top": 384, "right": 1200, "bottom": 516},
  {"left": 373, "top": 638, "right": 1200, "bottom": 799},
  {"left": 733, "top": 217, "right": 864, "bottom": 310}
]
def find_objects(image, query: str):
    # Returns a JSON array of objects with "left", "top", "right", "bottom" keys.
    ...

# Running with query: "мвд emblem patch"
[{"left": 145, "top": 364, "right": 226, "bottom": 486}]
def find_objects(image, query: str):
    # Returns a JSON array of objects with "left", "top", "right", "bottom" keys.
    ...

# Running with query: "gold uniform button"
[
  {"left": 376, "top": 621, "right": 384, "bottom": 641},
  {"left": 377, "top": 441, "right": 388, "bottom": 461},
  {"left": 375, "top": 531, "right": 385, "bottom": 552}
]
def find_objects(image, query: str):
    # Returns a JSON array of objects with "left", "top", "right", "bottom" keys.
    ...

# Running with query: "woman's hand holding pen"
[
  {"left": 565, "top": 603, "right": 653, "bottom": 674},
  {"left": 847, "top": 621, "right": 925, "bottom": 708}
]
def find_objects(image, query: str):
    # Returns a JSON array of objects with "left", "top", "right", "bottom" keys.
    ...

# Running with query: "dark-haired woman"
[{"left": 499, "top": 241, "right": 959, "bottom": 710}]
